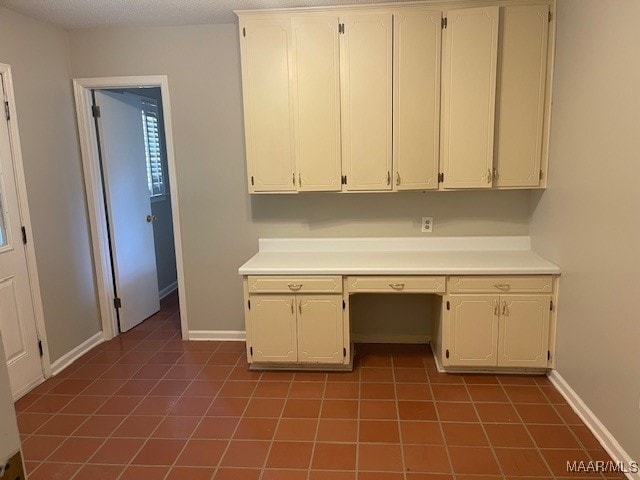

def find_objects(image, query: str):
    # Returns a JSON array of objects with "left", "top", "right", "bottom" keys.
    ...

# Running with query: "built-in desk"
[{"left": 238, "top": 237, "right": 561, "bottom": 373}]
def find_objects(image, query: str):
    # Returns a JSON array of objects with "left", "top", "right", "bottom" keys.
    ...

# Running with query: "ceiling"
[{"left": 0, "top": 0, "right": 411, "bottom": 29}]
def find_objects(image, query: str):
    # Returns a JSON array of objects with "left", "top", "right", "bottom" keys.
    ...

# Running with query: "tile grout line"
[
  {"left": 305, "top": 371, "right": 329, "bottom": 480},
  {"left": 391, "top": 353, "right": 409, "bottom": 480}
]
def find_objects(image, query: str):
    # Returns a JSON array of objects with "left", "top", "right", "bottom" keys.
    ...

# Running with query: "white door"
[
  {"left": 94, "top": 91, "right": 160, "bottom": 332},
  {"left": 0, "top": 74, "right": 44, "bottom": 396}
]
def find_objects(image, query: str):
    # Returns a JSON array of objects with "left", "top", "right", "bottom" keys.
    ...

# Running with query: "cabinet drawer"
[
  {"left": 248, "top": 276, "right": 342, "bottom": 294},
  {"left": 448, "top": 276, "right": 553, "bottom": 294},
  {"left": 348, "top": 276, "right": 446, "bottom": 293}
]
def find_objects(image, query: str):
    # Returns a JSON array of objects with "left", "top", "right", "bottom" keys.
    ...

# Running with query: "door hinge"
[
  {"left": 547, "top": 350, "right": 551, "bottom": 361},
  {"left": 445, "top": 349, "right": 450, "bottom": 359},
  {"left": 38, "top": 340, "right": 44, "bottom": 357},
  {"left": 250, "top": 346, "right": 253, "bottom": 356},
  {"left": 442, "top": 17, "right": 448, "bottom": 29},
  {"left": 91, "top": 105, "right": 101, "bottom": 118},
  {"left": 243, "top": 27, "right": 246, "bottom": 37},
  {"left": 548, "top": 11, "right": 552, "bottom": 22},
  {"left": 550, "top": 300, "right": 553, "bottom": 311},
  {"left": 438, "top": 172, "right": 444, "bottom": 183},
  {"left": 4, "top": 101, "right": 9, "bottom": 121},
  {"left": 446, "top": 300, "right": 450, "bottom": 310},
  {"left": 248, "top": 299, "right": 251, "bottom": 310},
  {"left": 342, "top": 300, "right": 346, "bottom": 310},
  {"left": 113, "top": 297, "right": 122, "bottom": 309},
  {"left": 250, "top": 176, "right": 254, "bottom": 186},
  {"left": 343, "top": 347, "right": 347, "bottom": 357},
  {"left": 338, "top": 23, "right": 345, "bottom": 34},
  {"left": 21, "top": 226, "right": 27, "bottom": 245}
]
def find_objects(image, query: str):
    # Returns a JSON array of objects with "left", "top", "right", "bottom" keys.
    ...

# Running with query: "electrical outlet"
[{"left": 421, "top": 217, "right": 433, "bottom": 233}]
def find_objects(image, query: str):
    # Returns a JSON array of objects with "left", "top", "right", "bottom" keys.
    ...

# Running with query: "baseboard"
[
  {"left": 50, "top": 331, "right": 105, "bottom": 376},
  {"left": 12, "top": 376, "right": 45, "bottom": 401},
  {"left": 548, "top": 370, "right": 639, "bottom": 480},
  {"left": 159, "top": 281, "right": 178, "bottom": 300},
  {"left": 188, "top": 330, "right": 246, "bottom": 341},
  {"left": 352, "top": 333, "right": 430, "bottom": 344}
]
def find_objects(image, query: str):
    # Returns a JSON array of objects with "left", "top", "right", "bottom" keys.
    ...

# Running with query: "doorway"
[{"left": 73, "top": 76, "right": 188, "bottom": 339}]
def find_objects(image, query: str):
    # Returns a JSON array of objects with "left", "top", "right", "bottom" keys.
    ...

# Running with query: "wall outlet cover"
[{"left": 421, "top": 217, "right": 433, "bottom": 233}]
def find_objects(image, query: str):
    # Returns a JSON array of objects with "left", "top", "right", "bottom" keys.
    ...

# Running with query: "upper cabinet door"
[
  {"left": 291, "top": 15, "right": 342, "bottom": 192},
  {"left": 441, "top": 7, "right": 499, "bottom": 189},
  {"left": 393, "top": 9, "right": 441, "bottom": 191},
  {"left": 240, "top": 17, "right": 296, "bottom": 192},
  {"left": 340, "top": 12, "right": 393, "bottom": 191},
  {"left": 494, "top": 5, "right": 550, "bottom": 188}
]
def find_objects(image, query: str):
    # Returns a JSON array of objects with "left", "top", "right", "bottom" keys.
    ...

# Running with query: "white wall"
[
  {"left": 0, "top": 340, "right": 20, "bottom": 468},
  {"left": 530, "top": 0, "right": 640, "bottom": 459},
  {"left": 0, "top": 7, "right": 101, "bottom": 362},
  {"left": 68, "top": 24, "right": 532, "bottom": 333}
]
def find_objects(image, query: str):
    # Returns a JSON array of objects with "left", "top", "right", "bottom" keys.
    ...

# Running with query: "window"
[{"left": 141, "top": 99, "right": 165, "bottom": 198}]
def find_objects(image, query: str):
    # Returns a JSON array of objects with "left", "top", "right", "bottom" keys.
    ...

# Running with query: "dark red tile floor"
[{"left": 14, "top": 295, "right": 622, "bottom": 479}]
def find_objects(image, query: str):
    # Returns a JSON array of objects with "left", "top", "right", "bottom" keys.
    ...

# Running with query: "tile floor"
[{"left": 14, "top": 295, "right": 622, "bottom": 480}]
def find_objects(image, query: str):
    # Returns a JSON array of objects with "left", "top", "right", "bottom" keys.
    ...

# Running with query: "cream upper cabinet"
[
  {"left": 446, "top": 295, "right": 500, "bottom": 367},
  {"left": 393, "top": 9, "right": 441, "bottom": 191},
  {"left": 291, "top": 15, "right": 342, "bottom": 192},
  {"left": 340, "top": 12, "right": 393, "bottom": 191},
  {"left": 239, "top": 17, "right": 296, "bottom": 192},
  {"left": 441, "top": 6, "right": 499, "bottom": 189},
  {"left": 248, "top": 295, "right": 297, "bottom": 362},
  {"left": 498, "top": 294, "right": 550, "bottom": 368},
  {"left": 494, "top": 5, "right": 550, "bottom": 187},
  {"left": 296, "top": 295, "right": 344, "bottom": 364}
]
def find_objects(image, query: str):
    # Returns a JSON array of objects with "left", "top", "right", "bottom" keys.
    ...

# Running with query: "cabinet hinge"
[
  {"left": 442, "top": 17, "right": 448, "bottom": 29},
  {"left": 248, "top": 299, "right": 251, "bottom": 310},
  {"left": 341, "top": 175, "right": 347, "bottom": 185},
  {"left": 91, "top": 105, "right": 101, "bottom": 118},
  {"left": 547, "top": 350, "right": 551, "bottom": 361},
  {"left": 4, "top": 101, "right": 9, "bottom": 121},
  {"left": 250, "top": 346, "right": 253, "bottom": 356},
  {"left": 38, "top": 340, "right": 44, "bottom": 357},
  {"left": 243, "top": 27, "right": 246, "bottom": 37},
  {"left": 445, "top": 349, "right": 450, "bottom": 359},
  {"left": 21, "top": 226, "right": 27, "bottom": 245},
  {"left": 343, "top": 347, "right": 347, "bottom": 357},
  {"left": 338, "top": 23, "right": 345, "bottom": 34},
  {"left": 250, "top": 176, "right": 254, "bottom": 186},
  {"left": 446, "top": 300, "right": 450, "bottom": 310},
  {"left": 548, "top": 11, "right": 552, "bottom": 23},
  {"left": 113, "top": 297, "right": 122, "bottom": 309},
  {"left": 438, "top": 172, "right": 444, "bottom": 183},
  {"left": 539, "top": 169, "right": 544, "bottom": 180},
  {"left": 550, "top": 300, "right": 553, "bottom": 311},
  {"left": 342, "top": 300, "right": 345, "bottom": 310}
]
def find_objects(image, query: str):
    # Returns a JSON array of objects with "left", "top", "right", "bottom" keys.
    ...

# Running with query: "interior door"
[
  {"left": 94, "top": 91, "right": 160, "bottom": 332},
  {"left": 0, "top": 74, "right": 44, "bottom": 397}
]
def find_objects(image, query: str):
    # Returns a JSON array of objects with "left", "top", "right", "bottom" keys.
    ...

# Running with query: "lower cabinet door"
[
  {"left": 249, "top": 295, "right": 297, "bottom": 363},
  {"left": 446, "top": 295, "right": 499, "bottom": 367},
  {"left": 296, "top": 295, "right": 344, "bottom": 364},
  {"left": 498, "top": 294, "right": 550, "bottom": 368}
]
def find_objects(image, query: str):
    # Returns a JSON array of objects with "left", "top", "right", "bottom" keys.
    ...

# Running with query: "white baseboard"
[
  {"left": 50, "top": 331, "right": 105, "bottom": 376},
  {"left": 159, "top": 281, "right": 178, "bottom": 300},
  {"left": 352, "top": 333, "right": 430, "bottom": 344},
  {"left": 12, "top": 376, "right": 45, "bottom": 401},
  {"left": 188, "top": 330, "right": 246, "bottom": 341},
  {"left": 548, "top": 370, "right": 639, "bottom": 480}
]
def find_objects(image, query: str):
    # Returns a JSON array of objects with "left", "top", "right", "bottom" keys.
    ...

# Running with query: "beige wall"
[
  {"left": 68, "top": 24, "right": 531, "bottom": 332},
  {"left": 0, "top": 8, "right": 101, "bottom": 362},
  {"left": 530, "top": 0, "right": 640, "bottom": 459}
]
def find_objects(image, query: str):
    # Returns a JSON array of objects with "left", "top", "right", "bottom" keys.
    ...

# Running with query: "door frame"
[
  {"left": 73, "top": 76, "right": 188, "bottom": 340},
  {"left": 0, "top": 63, "right": 51, "bottom": 378}
]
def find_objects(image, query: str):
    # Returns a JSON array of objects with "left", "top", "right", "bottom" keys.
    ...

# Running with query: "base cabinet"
[
  {"left": 247, "top": 293, "right": 345, "bottom": 365},
  {"left": 444, "top": 293, "right": 551, "bottom": 369}
]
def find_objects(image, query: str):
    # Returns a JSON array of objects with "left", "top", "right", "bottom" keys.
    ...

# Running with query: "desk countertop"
[{"left": 238, "top": 237, "right": 560, "bottom": 276}]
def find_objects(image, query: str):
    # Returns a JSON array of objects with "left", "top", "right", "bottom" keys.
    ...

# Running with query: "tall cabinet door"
[
  {"left": 498, "top": 295, "right": 550, "bottom": 368},
  {"left": 494, "top": 5, "right": 550, "bottom": 188},
  {"left": 291, "top": 15, "right": 342, "bottom": 192},
  {"left": 340, "top": 12, "right": 393, "bottom": 191},
  {"left": 446, "top": 295, "right": 499, "bottom": 367},
  {"left": 239, "top": 17, "right": 296, "bottom": 192},
  {"left": 441, "top": 7, "right": 499, "bottom": 189},
  {"left": 296, "top": 295, "right": 344, "bottom": 364},
  {"left": 249, "top": 295, "right": 297, "bottom": 363},
  {"left": 393, "top": 9, "right": 441, "bottom": 191}
]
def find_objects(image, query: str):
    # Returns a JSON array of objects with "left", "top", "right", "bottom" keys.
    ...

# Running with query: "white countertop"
[{"left": 238, "top": 237, "right": 561, "bottom": 276}]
